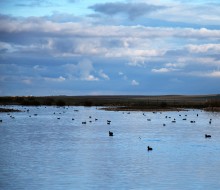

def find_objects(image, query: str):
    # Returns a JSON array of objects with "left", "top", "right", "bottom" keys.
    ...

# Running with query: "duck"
[
  {"left": 109, "top": 131, "right": 113, "bottom": 136},
  {"left": 147, "top": 146, "right": 153, "bottom": 151},
  {"left": 205, "top": 134, "right": 211, "bottom": 138}
]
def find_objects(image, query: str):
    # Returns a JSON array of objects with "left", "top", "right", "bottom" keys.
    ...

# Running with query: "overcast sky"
[{"left": 0, "top": 0, "right": 220, "bottom": 96}]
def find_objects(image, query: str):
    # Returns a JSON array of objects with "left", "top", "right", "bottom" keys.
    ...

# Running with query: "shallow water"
[{"left": 0, "top": 106, "right": 220, "bottom": 190}]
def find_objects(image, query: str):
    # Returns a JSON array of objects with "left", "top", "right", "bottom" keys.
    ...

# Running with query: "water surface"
[{"left": 0, "top": 106, "right": 220, "bottom": 190}]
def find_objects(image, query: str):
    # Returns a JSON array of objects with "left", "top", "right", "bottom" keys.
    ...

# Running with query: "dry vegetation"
[{"left": 0, "top": 94, "right": 220, "bottom": 111}]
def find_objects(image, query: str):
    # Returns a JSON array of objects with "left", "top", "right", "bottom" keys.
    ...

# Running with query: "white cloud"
[
  {"left": 0, "top": 42, "right": 15, "bottom": 53},
  {"left": 149, "top": 2, "right": 220, "bottom": 25},
  {"left": 187, "top": 44, "right": 220, "bottom": 53},
  {"left": 1, "top": 17, "right": 220, "bottom": 39},
  {"left": 63, "top": 59, "right": 100, "bottom": 81},
  {"left": 99, "top": 70, "right": 110, "bottom": 80},
  {"left": 208, "top": 71, "right": 220, "bottom": 78},
  {"left": 118, "top": 72, "right": 124, "bottom": 76},
  {"left": 152, "top": 68, "right": 172, "bottom": 73},
  {"left": 78, "top": 59, "right": 99, "bottom": 81},
  {"left": 187, "top": 70, "right": 220, "bottom": 78},
  {"left": 22, "top": 79, "right": 32, "bottom": 84},
  {"left": 84, "top": 75, "right": 99, "bottom": 81},
  {"left": 165, "top": 62, "right": 185, "bottom": 68},
  {"left": 131, "top": 79, "right": 139, "bottom": 86},
  {"left": 33, "top": 65, "right": 46, "bottom": 71},
  {"left": 105, "top": 48, "right": 161, "bottom": 59},
  {"left": 127, "top": 57, "right": 146, "bottom": 67},
  {"left": 44, "top": 76, "right": 66, "bottom": 82},
  {"left": 118, "top": 72, "right": 127, "bottom": 80}
]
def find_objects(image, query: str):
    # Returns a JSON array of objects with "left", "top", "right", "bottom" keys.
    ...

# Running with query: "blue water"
[{"left": 0, "top": 106, "right": 220, "bottom": 190}]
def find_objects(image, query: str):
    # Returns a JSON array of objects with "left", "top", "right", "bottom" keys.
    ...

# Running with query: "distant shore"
[
  {"left": 0, "top": 95, "right": 220, "bottom": 112},
  {"left": 0, "top": 108, "right": 22, "bottom": 112},
  {"left": 100, "top": 106, "right": 187, "bottom": 112}
]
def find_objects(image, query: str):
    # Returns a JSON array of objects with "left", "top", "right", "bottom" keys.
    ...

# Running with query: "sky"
[{"left": 0, "top": 0, "right": 220, "bottom": 96}]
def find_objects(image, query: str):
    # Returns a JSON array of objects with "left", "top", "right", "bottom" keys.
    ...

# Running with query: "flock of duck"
[{"left": 0, "top": 106, "right": 215, "bottom": 152}]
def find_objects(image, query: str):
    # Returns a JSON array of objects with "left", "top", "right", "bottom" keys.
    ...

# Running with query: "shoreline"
[
  {"left": 0, "top": 108, "right": 22, "bottom": 112},
  {"left": 99, "top": 106, "right": 187, "bottom": 112},
  {"left": 0, "top": 94, "right": 219, "bottom": 112}
]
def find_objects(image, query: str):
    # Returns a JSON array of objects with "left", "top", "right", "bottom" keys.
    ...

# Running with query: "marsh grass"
[{"left": 0, "top": 95, "right": 219, "bottom": 111}]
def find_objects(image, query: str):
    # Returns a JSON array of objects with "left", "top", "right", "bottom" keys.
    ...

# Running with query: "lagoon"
[{"left": 0, "top": 106, "right": 220, "bottom": 190}]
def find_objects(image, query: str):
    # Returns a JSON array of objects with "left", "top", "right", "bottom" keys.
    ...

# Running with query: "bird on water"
[
  {"left": 109, "top": 131, "right": 113, "bottom": 136},
  {"left": 205, "top": 134, "right": 211, "bottom": 138},
  {"left": 147, "top": 146, "right": 153, "bottom": 151}
]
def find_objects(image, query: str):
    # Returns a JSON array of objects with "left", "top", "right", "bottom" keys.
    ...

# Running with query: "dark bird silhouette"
[
  {"left": 109, "top": 131, "right": 113, "bottom": 136},
  {"left": 147, "top": 146, "right": 153, "bottom": 151},
  {"left": 205, "top": 134, "right": 211, "bottom": 138}
]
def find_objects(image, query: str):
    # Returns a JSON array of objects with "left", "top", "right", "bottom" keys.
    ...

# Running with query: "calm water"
[{"left": 0, "top": 106, "right": 220, "bottom": 190}]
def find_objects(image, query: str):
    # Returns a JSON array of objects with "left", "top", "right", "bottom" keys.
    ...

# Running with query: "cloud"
[
  {"left": 165, "top": 62, "right": 185, "bottom": 68},
  {"left": 208, "top": 71, "right": 220, "bottom": 78},
  {"left": 33, "top": 65, "right": 46, "bottom": 71},
  {"left": 200, "top": 71, "right": 220, "bottom": 78},
  {"left": 151, "top": 68, "right": 176, "bottom": 73},
  {"left": 1, "top": 15, "right": 220, "bottom": 41},
  {"left": 118, "top": 72, "right": 124, "bottom": 76},
  {"left": 187, "top": 43, "right": 220, "bottom": 53},
  {"left": 127, "top": 57, "right": 146, "bottom": 67},
  {"left": 131, "top": 79, "right": 139, "bottom": 86},
  {"left": 44, "top": 76, "right": 66, "bottom": 82},
  {"left": 22, "top": 79, "right": 32, "bottom": 84},
  {"left": 118, "top": 72, "right": 127, "bottom": 80},
  {"left": 99, "top": 70, "right": 110, "bottom": 80},
  {"left": 64, "top": 59, "right": 99, "bottom": 81},
  {"left": 77, "top": 59, "right": 97, "bottom": 81},
  {"left": 84, "top": 75, "right": 99, "bottom": 81},
  {"left": 89, "top": 2, "right": 166, "bottom": 19},
  {"left": 187, "top": 70, "right": 220, "bottom": 78},
  {"left": 15, "top": 0, "right": 55, "bottom": 7}
]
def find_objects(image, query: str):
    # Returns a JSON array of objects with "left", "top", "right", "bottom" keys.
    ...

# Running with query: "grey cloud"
[
  {"left": 15, "top": 0, "right": 56, "bottom": 7},
  {"left": 1, "top": 14, "right": 220, "bottom": 68},
  {"left": 1, "top": 15, "right": 220, "bottom": 40},
  {"left": 89, "top": 2, "right": 166, "bottom": 19}
]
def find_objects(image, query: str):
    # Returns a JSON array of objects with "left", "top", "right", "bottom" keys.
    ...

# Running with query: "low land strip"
[{"left": 0, "top": 95, "right": 220, "bottom": 112}]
